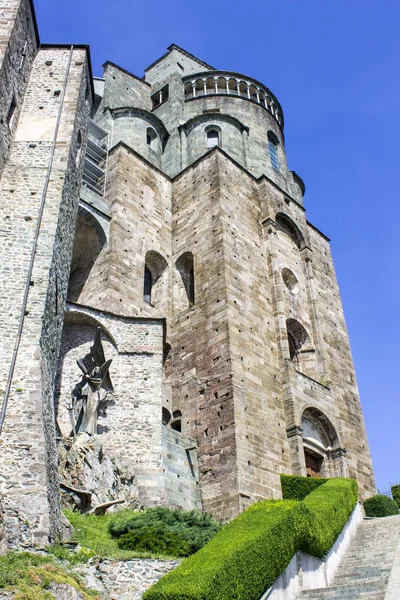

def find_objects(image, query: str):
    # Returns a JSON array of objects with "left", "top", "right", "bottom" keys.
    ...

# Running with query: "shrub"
[
  {"left": 109, "top": 507, "right": 221, "bottom": 556},
  {"left": 391, "top": 485, "right": 400, "bottom": 509},
  {"left": 364, "top": 494, "right": 399, "bottom": 517},
  {"left": 117, "top": 528, "right": 190, "bottom": 556},
  {"left": 301, "top": 478, "right": 358, "bottom": 557},
  {"left": 143, "top": 478, "right": 358, "bottom": 600},
  {"left": 280, "top": 474, "right": 327, "bottom": 501}
]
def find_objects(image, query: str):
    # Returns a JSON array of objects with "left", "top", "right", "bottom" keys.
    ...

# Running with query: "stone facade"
[{"left": 0, "top": 0, "right": 375, "bottom": 548}]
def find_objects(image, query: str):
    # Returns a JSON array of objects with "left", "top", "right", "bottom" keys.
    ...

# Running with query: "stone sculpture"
[{"left": 70, "top": 328, "right": 113, "bottom": 435}]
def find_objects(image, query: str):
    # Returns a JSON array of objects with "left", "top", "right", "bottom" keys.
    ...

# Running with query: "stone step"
[{"left": 295, "top": 516, "right": 399, "bottom": 600}]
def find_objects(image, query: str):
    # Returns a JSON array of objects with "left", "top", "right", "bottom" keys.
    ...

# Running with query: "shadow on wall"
[{"left": 67, "top": 207, "right": 107, "bottom": 302}]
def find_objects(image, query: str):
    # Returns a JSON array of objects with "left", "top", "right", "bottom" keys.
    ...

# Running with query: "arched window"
[
  {"left": 268, "top": 133, "right": 280, "bottom": 172},
  {"left": 162, "top": 407, "right": 171, "bottom": 426},
  {"left": 286, "top": 318, "right": 309, "bottom": 360},
  {"left": 176, "top": 252, "right": 195, "bottom": 306},
  {"left": 171, "top": 410, "right": 182, "bottom": 432},
  {"left": 143, "top": 250, "right": 168, "bottom": 307},
  {"left": 144, "top": 267, "right": 152, "bottom": 304},
  {"left": 146, "top": 127, "right": 158, "bottom": 152},
  {"left": 276, "top": 213, "right": 305, "bottom": 249},
  {"left": 207, "top": 129, "right": 219, "bottom": 148}
]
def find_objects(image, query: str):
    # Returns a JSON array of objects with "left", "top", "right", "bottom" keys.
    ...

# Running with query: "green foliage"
[
  {"left": 66, "top": 509, "right": 157, "bottom": 560},
  {"left": 117, "top": 528, "right": 190, "bottom": 556},
  {"left": 143, "top": 478, "right": 358, "bottom": 600},
  {"left": 301, "top": 478, "right": 358, "bottom": 558},
  {"left": 391, "top": 485, "right": 400, "bottom": 509},
  {"left": 280, "top": 474, "right": 327, "bottom": 501},
  {"left": 109, "top": 507, "right": 221, "bottom": 557},
  {"left": 363, "top": 494, "right": 399, "bottom": 517},
  {"left": 0, "top": 552, "right": 100, "bottom": 599},
  {"left": 46, "top": 543, "right": 95, "bottom": 565}
]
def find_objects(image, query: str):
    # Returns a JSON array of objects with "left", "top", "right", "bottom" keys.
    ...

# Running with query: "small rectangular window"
[
  {"left": 268, "top": 138, "right": 280, "bottom": 171},
  {"left": 7, "top": 95, "right": 17, "bottom": 128},
  {"left": 151, "top": 84, "right": 169, "bottom": 110}
]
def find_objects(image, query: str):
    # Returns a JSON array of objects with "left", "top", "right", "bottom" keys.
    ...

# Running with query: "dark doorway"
[{"left": 305, "top": 449, "right": 322, "bottom": 478}]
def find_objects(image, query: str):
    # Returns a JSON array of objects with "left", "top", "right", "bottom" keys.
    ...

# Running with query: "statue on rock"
[{"left": 70, "top": 327, "right": 113, "bottom": 435}]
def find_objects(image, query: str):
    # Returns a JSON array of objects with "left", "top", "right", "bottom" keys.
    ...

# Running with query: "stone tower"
[{"left": 0, "top": 0, "right": 375, "bottom": 548}]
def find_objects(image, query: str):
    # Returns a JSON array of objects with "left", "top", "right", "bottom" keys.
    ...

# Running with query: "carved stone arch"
[
  {"left": 300, "top": 407, "right": 346, "bottom": 479},
  {"left": 275, "top": 212, "right": 305, "bottom": 249},
  {"left": 182, "top": 112, "right": 248, "bottom": 135},
  {"left": 68, "top": 206, "right": 107, "bottom": 302}
]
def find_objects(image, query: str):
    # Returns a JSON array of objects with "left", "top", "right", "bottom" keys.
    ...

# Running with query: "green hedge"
[
  {"left": 391, "top": 485, "right": 400, "bottom": 509},
  {"left": 281, "top": 474, "right": 327, "bottom": 501},
  {"left": 301, "top": 478, "right": 358, "bottom": 557},
  {"left": 143, "top": 478, "right": 358, "bottom": 600},
  {"left": 364, "top": 494, "right": 399, "bottom": 517}
]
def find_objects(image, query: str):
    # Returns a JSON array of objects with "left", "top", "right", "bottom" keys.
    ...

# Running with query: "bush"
[
  {"left": 391, "top": 485, "right": 400, "bottom": 508},
  {"left": 301, "top": 478, "right": 358, "bottom": 557},
  {"left": 364, "top": 494, "right": 399, "bottom": 517},
  {"left": 108, "top": 507, "right": 221, "bottom": 557},
  {"left": 281, "top": 474, "right": 327, "bottom": 501},
  {"left": 117, "top": 528, "right": 190, "bottom": 556},
  {"left": 143, "top": 478, "right": 358, "bottom": 600}
]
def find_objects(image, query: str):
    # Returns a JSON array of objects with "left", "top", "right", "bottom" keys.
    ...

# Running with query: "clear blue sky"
[{"left": 35, "top": 0, "right": 399, "bottom": 492}]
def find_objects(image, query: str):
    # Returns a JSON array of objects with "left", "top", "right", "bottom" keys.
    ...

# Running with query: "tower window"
[
  {"left": 144, "top": 267, "right": 152, "bottom": 304},
  {"left": 151, "top": 84, "right": 169, "bottom": 110},
  {"left": 146, "top": 127, "right": 158, "bottom": 152},
  {"left": 268, "top": 134, "right": 280, "bottom": 172},
  {"left": 207, "top": 130, "right": 219, "bottom": 148}
]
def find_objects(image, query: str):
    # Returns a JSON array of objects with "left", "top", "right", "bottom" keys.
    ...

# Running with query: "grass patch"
[{"left": 0, "top": 552, "right": 100, "bottom": 599}]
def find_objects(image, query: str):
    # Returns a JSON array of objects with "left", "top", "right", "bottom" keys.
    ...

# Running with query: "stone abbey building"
[{"left": 0, "top": 0, "right": 375, "bottom": 548}]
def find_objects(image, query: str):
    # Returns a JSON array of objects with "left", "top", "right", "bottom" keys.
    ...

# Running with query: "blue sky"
[{"left": 35, "top": 0, "right": 399, "bottom": 492}]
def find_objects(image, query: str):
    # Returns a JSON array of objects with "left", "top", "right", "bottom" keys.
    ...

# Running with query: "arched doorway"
[{"left": 301, "top": 408, "right": 347, "bottom": 478}]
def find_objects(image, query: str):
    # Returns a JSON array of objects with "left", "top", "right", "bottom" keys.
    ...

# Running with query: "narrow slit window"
[
  {"left": 268, "top": 136, "right": 280, "bottom": 171},
  {"left": 144, "top": 267, "right": 152, "bottom": 304},
  {"left": 207, "top": 130, "right": 219, "bottom": 148}
]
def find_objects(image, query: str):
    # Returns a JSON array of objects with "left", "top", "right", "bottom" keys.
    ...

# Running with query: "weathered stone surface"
[
  {"left": 59, "top": 433, "right": 139, "bottom": 511},
  {"left": 0, "top": 3, "right": 376, "bottom": 549},
  {"left": 78, "top": 558, "right": 180, "bottom": 600}
]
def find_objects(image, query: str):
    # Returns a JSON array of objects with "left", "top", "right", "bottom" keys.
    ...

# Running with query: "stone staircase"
[{"left": 297, "top": 515, "right": 400, "bottom": 600}]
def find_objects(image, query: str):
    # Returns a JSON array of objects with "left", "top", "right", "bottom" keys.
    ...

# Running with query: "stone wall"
[
  {"left": 0, "top": 44, "right": 91, "bottom": 547},
  {"left": 80, "top": 558, "right": 180, "bottom": 600},
  {"left": 0, "top": 0, "right": 38, "bottom": 174}
]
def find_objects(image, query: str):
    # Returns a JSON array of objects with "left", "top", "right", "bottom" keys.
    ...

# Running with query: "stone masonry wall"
[
  {"left": 0, "top": 0, "right": 38, "bottom": 174},
  {"left": 0, "top": 45, "right": 91, "bottom": 547}
]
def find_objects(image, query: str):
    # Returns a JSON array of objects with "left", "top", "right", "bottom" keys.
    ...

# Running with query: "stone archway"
[{"left": 301, "top": 408, "right": 348, "bottom": 478}]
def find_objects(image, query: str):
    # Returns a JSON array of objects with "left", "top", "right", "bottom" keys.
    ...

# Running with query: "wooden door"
[{"left": 305, "top": 450, "right": 321, "bottom": 478}]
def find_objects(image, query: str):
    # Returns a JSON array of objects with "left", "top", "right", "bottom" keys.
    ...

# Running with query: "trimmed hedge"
[
  {"left": 301, "top": 478, "right": 358, "bottom": 557},
  {"left": 391, "top": 485, "right": 400, "bottom": 509},
  {"left": 143, "top": 478, "right": 358, "bottom": 600},
  {"left": 364, "top": 494, "right": 399, "bottom": 518},
  {"left": 281, "top": 474, "right": 327, "bottom": 501}
]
